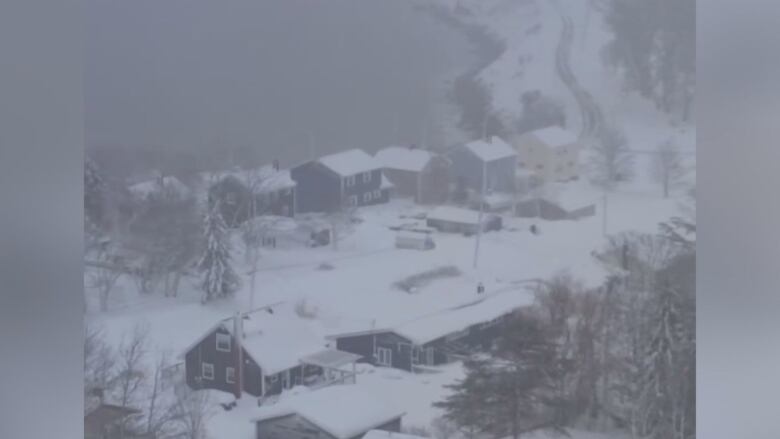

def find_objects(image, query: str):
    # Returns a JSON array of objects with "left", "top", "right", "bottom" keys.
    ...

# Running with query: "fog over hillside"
[{"left": 86, "top": 0, "right": 480, "bottom": 173}]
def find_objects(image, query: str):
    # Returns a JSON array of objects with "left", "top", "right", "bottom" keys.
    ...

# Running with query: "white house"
[{"left": 512, "top": 126, "right": 580, "bottom": 184}]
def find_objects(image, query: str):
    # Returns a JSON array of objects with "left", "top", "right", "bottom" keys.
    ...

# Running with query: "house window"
[
  {"left": 346, "top": 195, "right": 358, "bottom": 207},
  {"left": 269, "top": 374, "right": 278, "bottom": 383},
  {"left": 216, "top": 333, "right": 231, "bottom": 352},
  {"left": 225, "top": 192, "right": 237, "bottom": 205},
  {"left": 373, "top": 190, "right": 381, "bottom": 199},
  {"left": 201, "top": 363, "right": 214, "bottom": 380},
  {"left": 346, "top": 175, "right": 356, "bottom": 187},
  {"left": 226, "top": 367, "right": 236, "bottom": 384},
  {"left": 362, "top": 171, "right": 372, "bottom": 183},
  {"left": 363, "top": 192, "right": 372, "bottom": 203},
  {"left": 376, "top": 347, "right": 392, "bottom": 366}
]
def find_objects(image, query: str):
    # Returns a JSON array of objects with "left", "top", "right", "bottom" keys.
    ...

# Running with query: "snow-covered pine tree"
[
  {"left": 198, "top": 203, "right": 240, "bottom": 302},
  {"left": 639, "top": 279, "right": 683, "bottom": 439}
]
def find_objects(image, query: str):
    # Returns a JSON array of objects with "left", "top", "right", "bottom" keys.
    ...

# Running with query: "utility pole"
[
  {"left": 602, "top": 191, "right": 608, "bottom": 236},
  {"left": 473, "top": 160, "right": 487, "bottom": 269}
]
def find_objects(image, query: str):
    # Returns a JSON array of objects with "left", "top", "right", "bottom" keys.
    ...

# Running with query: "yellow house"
[{"left": 512, "top": 126, "right": 580, "bottom": 184}]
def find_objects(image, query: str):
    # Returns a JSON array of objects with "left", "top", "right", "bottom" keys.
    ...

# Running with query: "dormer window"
[
  {"left": 362, "top": 171, "right": 372, "bottom": 183},
  {"left": 346, "top": 175, "right": 356, "bottom": 187}
]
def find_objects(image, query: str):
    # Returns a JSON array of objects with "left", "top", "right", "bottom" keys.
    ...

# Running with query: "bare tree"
[
  {"left": 172, "top": 382, "right": 214, "bottom": 439},
  {"left": 88, "top": 241, "right": 125, "bottom": 312},
  {"left": 144, "top": 353, "right": 179, "bottom": 438},
  {"left": 326, "top": 201, "right": 358, "bottom": 251},
  {"left": 590, "top": 124, "right": 634, "bottom": 189},
  {"left": 114, "top": 325, "right": 149, "bottom": 410},
  {"left": 84, "top": 325, "right": 116, "bottom": 412},
  {"left": 652, "top": 139, "right": 687, "bottom": 198}
]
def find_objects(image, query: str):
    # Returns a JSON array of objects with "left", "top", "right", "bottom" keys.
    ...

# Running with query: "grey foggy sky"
[{"left": 85, "top": 0, "right": 479, "bottom": 168}]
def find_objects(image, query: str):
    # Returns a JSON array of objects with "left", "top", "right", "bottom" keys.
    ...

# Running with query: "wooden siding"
[
  {"left": 335, "top": 332, "right": 414, "bottom": 372},
  {"left": 291, "top": 162, "right": 342, "bottom": 213},
  {"left": 184, "top": 326, "right": 264, "bottom": 397},
  {"left": 448, "top": 146, "right": 516, "bottom": 193}
]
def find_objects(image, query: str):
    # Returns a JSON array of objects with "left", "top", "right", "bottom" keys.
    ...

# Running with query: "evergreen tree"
[
  {"left": 198, "top": 203, "right": 240, "bottom": 302},
  {"left": 639, "top": 280, "right": 683, "bottom": 439},
  {"left": 436, "top": 316, "right": 569, "bottom": 438},
  {"left": 603, "top": 0, "right": 695, "bottom": 121}
]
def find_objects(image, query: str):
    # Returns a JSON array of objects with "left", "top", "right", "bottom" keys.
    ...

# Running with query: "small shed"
[
  {"left": 252, "top": 386, "right": 405, "bottom": 439},
  {"left": 395, "top": 230, "right": 435, "bottom": 251},
  {"left": 425, "top": 206, "right": 502, "bottom": 235}
]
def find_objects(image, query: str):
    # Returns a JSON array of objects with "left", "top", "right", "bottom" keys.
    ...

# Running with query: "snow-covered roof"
[
  {"left": 463, "top": 136, "right": 517, "bottom": 162},
  {"left": 482, "top": 192, "right": 515, "bottom": 209},
  {"left": 250, "top": 165, "right": 296, "bottom": 193},
  {"left": 524, "top": 126, "right": 578, "bottom": 148},
  {"left": 364, "top": 430, "right": 429, "bottom": 439},
  {"left": 426, "top": 206, "right": 491, "bottom": 225},
  {"left": 212, "top": 164, "right": 296, "bottom": 193},
  {"left": 299, "top": 349, "right": 362, "bottom": 369},
  {"left": 318, "top": 148, "right": 382, "bottom": 177},
  {"left": 252, "top": 386, "right": 405, "bottom": 439},
  {"left": 224, "top": 313, "right": 327, "bottom": 375},
  {"left": 129, "top": 176, "right": 190, "bottom": 199},
  {"left": 375, "top": 146, "right": 434, "bottom": 172},
  {"left": 394, "top": 289, "right": 532, "bottom": 345}
]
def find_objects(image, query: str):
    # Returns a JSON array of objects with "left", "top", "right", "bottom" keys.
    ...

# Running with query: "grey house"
[
  {"left": 252, "top": 385, "right": 405, "bottom": 439},
  {"left": 290, "top": 149, "right": 391, "bottom": 213},
  {"left": 447, "top": 136, "right": 518, "bottom": 197},
  {"left": 374, "top": 146, "right": 450, "bottom": 204}
]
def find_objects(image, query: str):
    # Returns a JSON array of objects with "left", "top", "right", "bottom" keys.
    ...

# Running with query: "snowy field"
[{"left": 88, "top": 174, "right": 685, "bottom": 437}]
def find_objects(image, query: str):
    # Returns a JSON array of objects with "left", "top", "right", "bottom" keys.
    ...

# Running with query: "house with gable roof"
[
  {"left": 182, "top": 306, "right": 361, "bottom": 400},
  {"left": 374, "top": 145, "right": 450, "bottom": 204},
  {"left": 512, "top": 125, "right": 581, "bottom": 183},
  {"left": 447, "top": 136, "right": 517, "bottom": 197},
  {"left": 291, "top": 149, "right": 392, "bottom": 213}
]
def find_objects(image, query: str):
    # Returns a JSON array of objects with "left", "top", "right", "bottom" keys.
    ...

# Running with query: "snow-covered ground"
[{"left": 87, "top": 1, "right": 694, "bottom": 437}]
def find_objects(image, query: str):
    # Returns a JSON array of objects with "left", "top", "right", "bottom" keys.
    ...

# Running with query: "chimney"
[
  {"left": 273, "top": 159, "right": 280, "bottom": 171},
  {"left": 233, "top": 312, "right": 243, "bottom": 399}
]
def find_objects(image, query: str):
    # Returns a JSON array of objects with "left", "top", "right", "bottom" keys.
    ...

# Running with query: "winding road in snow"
[{"left": 552, "top": 3, "right": 605, "bottom": 140}]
